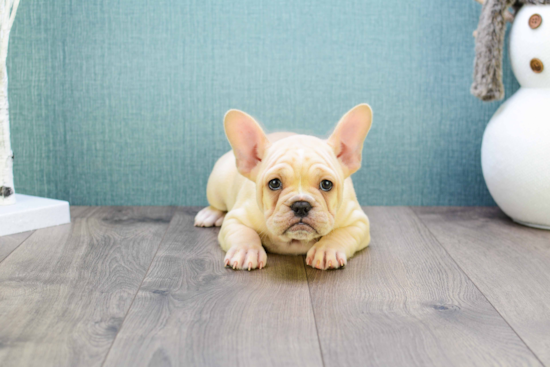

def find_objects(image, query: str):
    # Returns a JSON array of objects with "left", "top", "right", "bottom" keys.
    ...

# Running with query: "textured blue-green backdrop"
[{"left": 7, "top": 0, "right": 518, "bottom": 206}]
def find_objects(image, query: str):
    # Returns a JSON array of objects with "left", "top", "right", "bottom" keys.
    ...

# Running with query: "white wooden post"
[
  {"left": 0, "top": 0, "right": 70, "bottom": 236},
  {"left": 0, "top": 0, "right": 20, "bottom": 205}
]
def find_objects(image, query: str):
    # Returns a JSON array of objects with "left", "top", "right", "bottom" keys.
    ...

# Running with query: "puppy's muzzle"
[{"left": 291, "top": 201, "right": 312, "bottom": 218}]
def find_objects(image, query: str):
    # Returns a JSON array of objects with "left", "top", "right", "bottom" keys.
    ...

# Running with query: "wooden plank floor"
[
  {"left": 414, "top": 207, "right": 550, "bottom": 366},
  {"left": 0, "top": 206, "right": 548, "bottom": 367}
]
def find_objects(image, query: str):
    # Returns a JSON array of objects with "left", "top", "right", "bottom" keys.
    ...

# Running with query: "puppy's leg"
[
  {"left": 306, "top": 212, "right": 370, "bottom": 270},
  {"left": 194, "top": 206, "right": 226, "bottom": 227},
  {"left": 219, "top": 218, "right": 267, "bottom": 271}
]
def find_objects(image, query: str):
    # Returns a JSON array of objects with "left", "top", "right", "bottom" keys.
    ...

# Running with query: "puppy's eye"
[
  {"left": 320, "top": 180, "right": 333, "bottom": 192},
  {"left": 268, "top": 179, "right": 282, "bottom": 191}
]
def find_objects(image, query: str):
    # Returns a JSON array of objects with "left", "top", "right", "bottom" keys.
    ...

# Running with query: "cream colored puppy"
[{"left": 194, "top": 104, "right": 373, "bottom": 270}]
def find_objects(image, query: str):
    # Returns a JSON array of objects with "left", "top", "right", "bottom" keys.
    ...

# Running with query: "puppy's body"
[{"left": 195, "top": 105, "right": 373, "bottom": 270}]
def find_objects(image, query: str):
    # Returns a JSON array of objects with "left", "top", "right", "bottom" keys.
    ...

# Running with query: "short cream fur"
[{"left": 195, "top": 104, "right": 373, "bottom": 270}]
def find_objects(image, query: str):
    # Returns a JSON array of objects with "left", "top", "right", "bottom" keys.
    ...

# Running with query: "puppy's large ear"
[
  {"left": 327, "top": 104, "right": 373, "bottom": 177},
  {"left": 224, "top": 109, "right": 270, "bottom": 181}
]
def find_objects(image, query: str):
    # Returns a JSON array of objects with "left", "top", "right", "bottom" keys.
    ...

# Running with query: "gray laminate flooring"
[{"left": 0, "top": 206, "right": 548, "bottom": 367}]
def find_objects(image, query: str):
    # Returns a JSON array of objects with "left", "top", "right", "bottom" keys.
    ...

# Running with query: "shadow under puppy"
[{"left": 195, "top": 104, "right": 373, "bottom": 270}]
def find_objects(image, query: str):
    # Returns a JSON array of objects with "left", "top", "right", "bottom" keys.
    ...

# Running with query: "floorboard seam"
[
  {"left": 99, "top": 207, "right": 177, "bottom": 367},
  {"left": 409, "top": 207, "right": 547, "bottom": 367},
  {"left": 0, "top": 231, "right": 35, "bottom": 266},
  {"left": 303, "top": 255, "right": 327, "bottom": 367}
]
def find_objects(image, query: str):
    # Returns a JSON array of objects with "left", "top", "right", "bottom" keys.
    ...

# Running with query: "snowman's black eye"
[
  {"left": 320, "top": 180, "right": 333, "bottom": 192},
  {"left": 268, "top": 179, "right": 282, "bottom": 190}
]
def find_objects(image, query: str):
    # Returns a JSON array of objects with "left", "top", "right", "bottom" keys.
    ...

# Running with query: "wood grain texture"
[
  {"left": 70, "top": 206, "right": 101, "bottom": 219},
  {"left": 414, "top": 207, "right": 550, "bottom": 366},
  {"left": 103, "top": 207, "right": 324, "bottom": 367},
  {"left": 0, "top": 231, "right": 33, "bottom": 263},
  {"left": 0, "top": 206, "right": 174, "bottom": 367},
  {"left": 306, "top": 206, "right": 542, "bottom": 367}
]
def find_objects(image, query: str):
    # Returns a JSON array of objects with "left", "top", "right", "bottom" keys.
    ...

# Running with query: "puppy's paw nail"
[
  {"left": 339, "top": 259, "right": 345, "bottom": 267},
  {"left": 328, "top": 260, "right": 332, "bottom": 269},
  {"left": 248, "top": 262, "right": 252, "bottom": 271},
  {"left": 233, "top": 262, "right": 237, "bottom": 269},
  {"left": 224, "top": 259, "right": 230, "bottom": 267},
  {"left": 315, "top": 260, "right": 321, "bottom": 269},
  {"left": 259, "top": 261, "right": 264, "bottom": 269}
]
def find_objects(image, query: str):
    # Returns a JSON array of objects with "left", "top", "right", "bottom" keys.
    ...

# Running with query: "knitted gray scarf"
[{"left": 472, "top": 0, "right": 550, "bottom": 101}]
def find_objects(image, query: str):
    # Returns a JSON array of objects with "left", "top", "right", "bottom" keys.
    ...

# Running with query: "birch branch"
[{"left": 0, "top": 0, "right": 19, "bottom": 204}]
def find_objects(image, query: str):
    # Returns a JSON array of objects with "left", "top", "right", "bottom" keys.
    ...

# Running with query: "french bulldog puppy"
[{"left": 194, "top": 104, "right": 373, "bottom": 270}]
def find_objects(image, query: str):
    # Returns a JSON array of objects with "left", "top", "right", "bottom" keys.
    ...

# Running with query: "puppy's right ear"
[
  {"left": 224, "top": 109, "right": 270, "bottom": 181},
  {"left": 328, "top": 104, "right": 373, "bottom": 177}
]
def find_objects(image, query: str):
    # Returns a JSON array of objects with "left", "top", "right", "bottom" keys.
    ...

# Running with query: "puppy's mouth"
[{"left": 283, "top": 220, "right": 318, "bottom": 235}]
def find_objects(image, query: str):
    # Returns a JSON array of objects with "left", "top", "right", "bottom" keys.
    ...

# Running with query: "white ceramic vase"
[{"left": 481, "top": 5, "right": 550, "bottom": 229}]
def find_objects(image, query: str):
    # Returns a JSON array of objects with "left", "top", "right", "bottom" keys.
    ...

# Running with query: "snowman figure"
[{"left": 473, "top": 1, "right": 550, "bottom": 229}]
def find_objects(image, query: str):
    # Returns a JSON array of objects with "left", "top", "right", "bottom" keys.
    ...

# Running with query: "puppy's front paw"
[
  {"left": 194, "top": 206, "right": 226, "bottom": 227},
  {"left": 306, "top": 245, "right": 347, "bottom": 270},
  {"left": 224, "top": 245, "right": 267, "bottom": 271}
]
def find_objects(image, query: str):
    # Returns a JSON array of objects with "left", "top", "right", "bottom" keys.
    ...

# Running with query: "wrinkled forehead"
[{"left": 261, "top": 135, "right": 341, "bottom": 180}]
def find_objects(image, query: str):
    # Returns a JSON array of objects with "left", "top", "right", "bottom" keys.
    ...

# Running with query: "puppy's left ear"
[
  {"left": 224, "top": 109, "right": 271, "bottom": 181},
  {"left": 328, "top": 104, "right": 373, "bottom": 177}
]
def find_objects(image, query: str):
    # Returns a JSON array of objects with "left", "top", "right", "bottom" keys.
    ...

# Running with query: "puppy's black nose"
[{"left": 291, "top": 201, "right": 312, "bottom": 218}]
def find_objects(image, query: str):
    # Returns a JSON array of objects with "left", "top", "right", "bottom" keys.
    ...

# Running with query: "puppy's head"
[{"left": 224, "top": 104, "right": 372, "bottom": 243}]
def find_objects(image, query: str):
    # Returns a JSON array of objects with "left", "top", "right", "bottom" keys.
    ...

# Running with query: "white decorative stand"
[
  {"left": 0, "top": 0, "right": 20, "bottom": 205},
  {"left": 0, "top": 194, "right": 70, "bottom": 236},
  {"left": 0, "top": 1, "right": 71, "bottom": 237},
  {"left": 481, "top": 5, "right": 550, "bottom": 230}
]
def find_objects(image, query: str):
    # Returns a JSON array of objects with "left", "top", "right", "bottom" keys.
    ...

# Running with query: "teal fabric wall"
[{"left": 7, "top": 0, "right": 518, "bottom": 206}]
